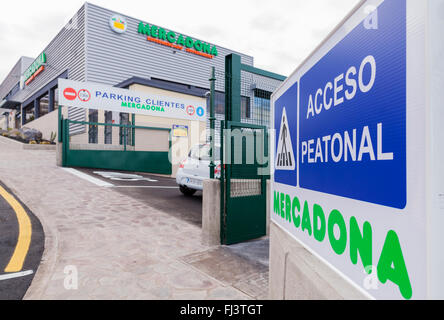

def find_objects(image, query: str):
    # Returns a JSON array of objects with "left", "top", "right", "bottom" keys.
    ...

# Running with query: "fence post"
[
  {"left": 123, "top": 125, "right": 127, "bottom": 152},
  {"left": 56, "top": 106, "right": 63, "bottom": 166},
  {"left": 62, "top": 119, "right": 68, "bottom": 167},
  {"left": 225, "top": 54, "right": 241, "bottom": 123},
  {"left": 209, "top": 67, "right": 216, "bottom": 179},
  {"left": 132, "top": 114, "right": 136, "bottom": 147},
  {"left": 220, "top": 120, "right": 225, "bottom": 244},
  {"left": 58, "top": 106, "right": 63, "bottom": 142}
]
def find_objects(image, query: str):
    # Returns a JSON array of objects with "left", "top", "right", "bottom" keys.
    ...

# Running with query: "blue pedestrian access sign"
[
  {"left": 276, "top": 0, "right": 406, "bottom": 209},
  {"left": 274, "top": 82, "right": 298, "bottom": 187},
  {"left": 270, "top": 0, "right": 435, "bottom": 301}
]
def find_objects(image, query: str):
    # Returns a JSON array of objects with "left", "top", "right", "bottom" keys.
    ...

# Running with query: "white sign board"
[
  {"left": 58, "top": 79, "right": 207, "bottom": 122},
  {"left": 271, "top": 0, "right": 444, "bottom": 300}
]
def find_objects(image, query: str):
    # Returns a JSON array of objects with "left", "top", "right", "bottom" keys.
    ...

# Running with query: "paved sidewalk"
[{"left": 0, "top": 137, "right": 261, "bottom": 300}]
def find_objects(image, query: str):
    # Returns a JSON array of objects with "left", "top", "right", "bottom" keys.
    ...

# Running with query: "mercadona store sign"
[
  {"left": 271, "top": 0, "right": 436, "bottom": 300},
  {"left": 23, "top": 52, "right": 46, "bottom": 86},
  {"left": 58, "top": 79, "right": 206, "bottom": 122},
  {"left": 137, "top": 22, "right": 218, "bottom": 59}
]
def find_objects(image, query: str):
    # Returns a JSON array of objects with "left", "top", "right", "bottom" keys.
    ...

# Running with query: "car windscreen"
[{"left": 189, "top": 145, "right": 220, "bottom": 161}]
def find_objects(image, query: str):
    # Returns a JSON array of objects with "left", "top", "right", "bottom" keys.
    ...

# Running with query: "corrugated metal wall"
[
  {"left": 10, "top": 5, "right": 88, "bottom": 134},
  {"left": 0, "top": 57, "right": 34, "bottom": 100},
  {"left": 1, "top": 3, "right": 283, "bottom": 139},
  {"left": 85, "top": 3, "right": 254, "bottom": 88},
  {"left": 15, "top": 5, "right": 86, "bottom": 105},
  {"left": 0, "top": 59, "right": 22, "bottom": 100}
]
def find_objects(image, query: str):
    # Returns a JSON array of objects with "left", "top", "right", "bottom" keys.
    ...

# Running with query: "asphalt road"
[
  {"left": 0, "top": 181, "right": 44, "bottom": 300},
  {"left": 78, "top": 169, "right": 203, "bottom": 227}
]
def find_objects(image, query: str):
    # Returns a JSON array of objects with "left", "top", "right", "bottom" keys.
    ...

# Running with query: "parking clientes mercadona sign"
[
  {"left": 271, "top": 0, "right": 443, "bottom": 300},
  {"left": 58, "top": 79, "right": 206, "bottom": 122}
]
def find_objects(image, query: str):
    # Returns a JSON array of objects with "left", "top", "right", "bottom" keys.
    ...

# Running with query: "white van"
[{"left": 176, "top": 144, "right": 221, "bottom": 196}]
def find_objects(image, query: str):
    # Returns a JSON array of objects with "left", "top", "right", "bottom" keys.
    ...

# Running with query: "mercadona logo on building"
[
  {"left": 137, "top": 22, "right": 218, "bottom": 59},
  {"left": 109, "top": 14, "right": 127, "bottom": 34}
]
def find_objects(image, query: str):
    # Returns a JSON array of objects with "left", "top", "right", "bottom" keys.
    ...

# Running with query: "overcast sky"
[{"left": 0, "top": 0, "right": 360, "bottom": 81}]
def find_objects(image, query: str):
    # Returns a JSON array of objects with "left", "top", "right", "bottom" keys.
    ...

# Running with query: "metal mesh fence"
[
  {"left": 212, "top": 67, "right": 283, "bottom": 199},
  {"left": 205, "top": 69, "right": 226, "bottom": 148},
  {"left": 239, "top": 70, "right": 282, "bottom": 127},
  {"left": 66, "top": 109, "right": 135, "bottom": 151},
  {"left": 230, "top": 179, "right": 262, "bottom": 198},
  {"left": 207, "top": 68, "right": 283, "bottom": 162}
]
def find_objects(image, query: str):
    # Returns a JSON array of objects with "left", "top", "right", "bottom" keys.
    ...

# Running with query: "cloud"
[
  {"left": 249, "top": 12, "right": 287, "bottom": 32},
  {"left": 189, "top": 25, "right": 225, "bottom": 40},
  {"left": 0, "top": 0, "right": 361, "bottom": 83}
]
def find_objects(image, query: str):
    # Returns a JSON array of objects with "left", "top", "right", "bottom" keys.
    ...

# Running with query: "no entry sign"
[
  {"left": 63, "top": 87, "right": 77, "bottom": 101},
  {"left": 271, "top": 0, "right": 444, "bottom": 300}
]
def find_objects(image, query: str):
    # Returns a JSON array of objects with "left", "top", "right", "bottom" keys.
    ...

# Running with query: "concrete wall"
[
  {"left": 130, "top": 83, "right": 207, "bottom": 177},
  {"left": 2, "top": 110, "right": 21, "bottom": 130},
  {"left": 202, "top": 179, "right": 221, "bottom": 246},
  {"left": 135, "top": 129, "right": 169, "bottom": 152},
  {"left": 24, "top": 110, "right": 58, "bottom": 141},
  {"left": 9, "top": 111, "right": 18, "bottom": 129},
  {"left": 269, "top": 222, "right": 368, "bottom": 300},
  {"left": 0, "top": 116, "right": 7, "bottom": 130}
]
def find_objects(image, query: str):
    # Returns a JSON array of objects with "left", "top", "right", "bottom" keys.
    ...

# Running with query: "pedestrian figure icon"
[
  {"left": 275, "top": 107, "right": 295, "bottom": 170},
  {"left": 279, "top": 115, "right": 291, "bottom": 166}
]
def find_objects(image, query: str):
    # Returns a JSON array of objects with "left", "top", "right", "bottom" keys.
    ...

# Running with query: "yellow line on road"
[{"left": 0, "top": 186, "right": 32, "bottom": 273}]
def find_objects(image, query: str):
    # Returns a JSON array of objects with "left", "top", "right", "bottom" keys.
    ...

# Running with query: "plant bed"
[{"left": 0, "top": 130, "right": 56, "bottom": 145}]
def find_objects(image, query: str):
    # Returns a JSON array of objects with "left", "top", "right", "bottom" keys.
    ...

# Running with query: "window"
[
  {"left": 206, "top": 92, "right": 250, "bottom": 118},
  {"left": 24, "top": 104, "right": 35, "bottom": 124},
  {"left": 252, "top": 89, "right": 272, "bottom": 126},
  {"left": 119, "top": 113, "right": 132, "bottom": 146},
  {"left": 53, "top": 88, "right": 59, "bottom": 109},
  {"left": 39, "top": 94, "right": 49, "bottom": 117},
  {"left": 206, "top": 91, "right": 225, "bottom": 115},
  {"left": 254, "top": 88, "right": 272, "bottom": 100},
  {"left": 104, "top": 111, "right": 113, "bottom": 145},
  {"left": 241, "top": 96, "right": 251, "bottom": 119},
  {"left": 215, "top": 92, "right": 225, "bottom": 115},
  {"left": 88, "top": 110, "right": 98, "bottom": 144}
]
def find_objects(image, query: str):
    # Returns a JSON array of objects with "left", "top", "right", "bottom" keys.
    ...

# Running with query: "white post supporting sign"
[
  {"left": 271, "top": 0, "right": 444, "bottom": 300},
  {"left": 58, "top": 79, "right": 207, "bottom": 122}
]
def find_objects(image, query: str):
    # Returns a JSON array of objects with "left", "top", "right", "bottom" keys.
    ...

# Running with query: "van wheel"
[{"left": 179, "top": 185, "right": 197, "bottom": 196}]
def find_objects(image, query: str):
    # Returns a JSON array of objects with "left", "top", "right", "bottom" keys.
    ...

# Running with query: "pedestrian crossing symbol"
[{"left": 275, "top": 107, "right": 295, "bottom": 170}]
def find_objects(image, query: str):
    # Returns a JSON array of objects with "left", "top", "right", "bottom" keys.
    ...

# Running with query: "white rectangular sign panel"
[
  {"left": 58, "top": 79, "right": 207, "bottom": 122},
  {"left": 271, "top": 0, "right": 444, "bottom": 300}
]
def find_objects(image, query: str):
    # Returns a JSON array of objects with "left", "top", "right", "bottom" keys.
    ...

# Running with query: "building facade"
[{"left": 0, "top": 2, "right": 282, "bottom": 176}]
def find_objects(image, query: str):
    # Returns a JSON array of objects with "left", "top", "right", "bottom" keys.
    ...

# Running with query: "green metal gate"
[
  {"left": 221, "top": 121, "right": 269, "bottom": 244},
  {"left": 59, "top": 107, "right": 172, "bottom": 175},
  {"left": 215, "top": 54, "right": 285, "bottom": 245}
]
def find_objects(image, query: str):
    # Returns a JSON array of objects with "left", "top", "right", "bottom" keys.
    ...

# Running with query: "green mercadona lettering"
[
  {"left": 138, "top": 22, "right": 218, "bottom": 57},
  {"left": 121, "top": 102, "right": 165, "bottom": 112},
  {"left": 274, "top": 191, "right": 413, "bottom": 300},
  {"left": 24, "top": 52, "right": 46, "bottom": 82}
]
